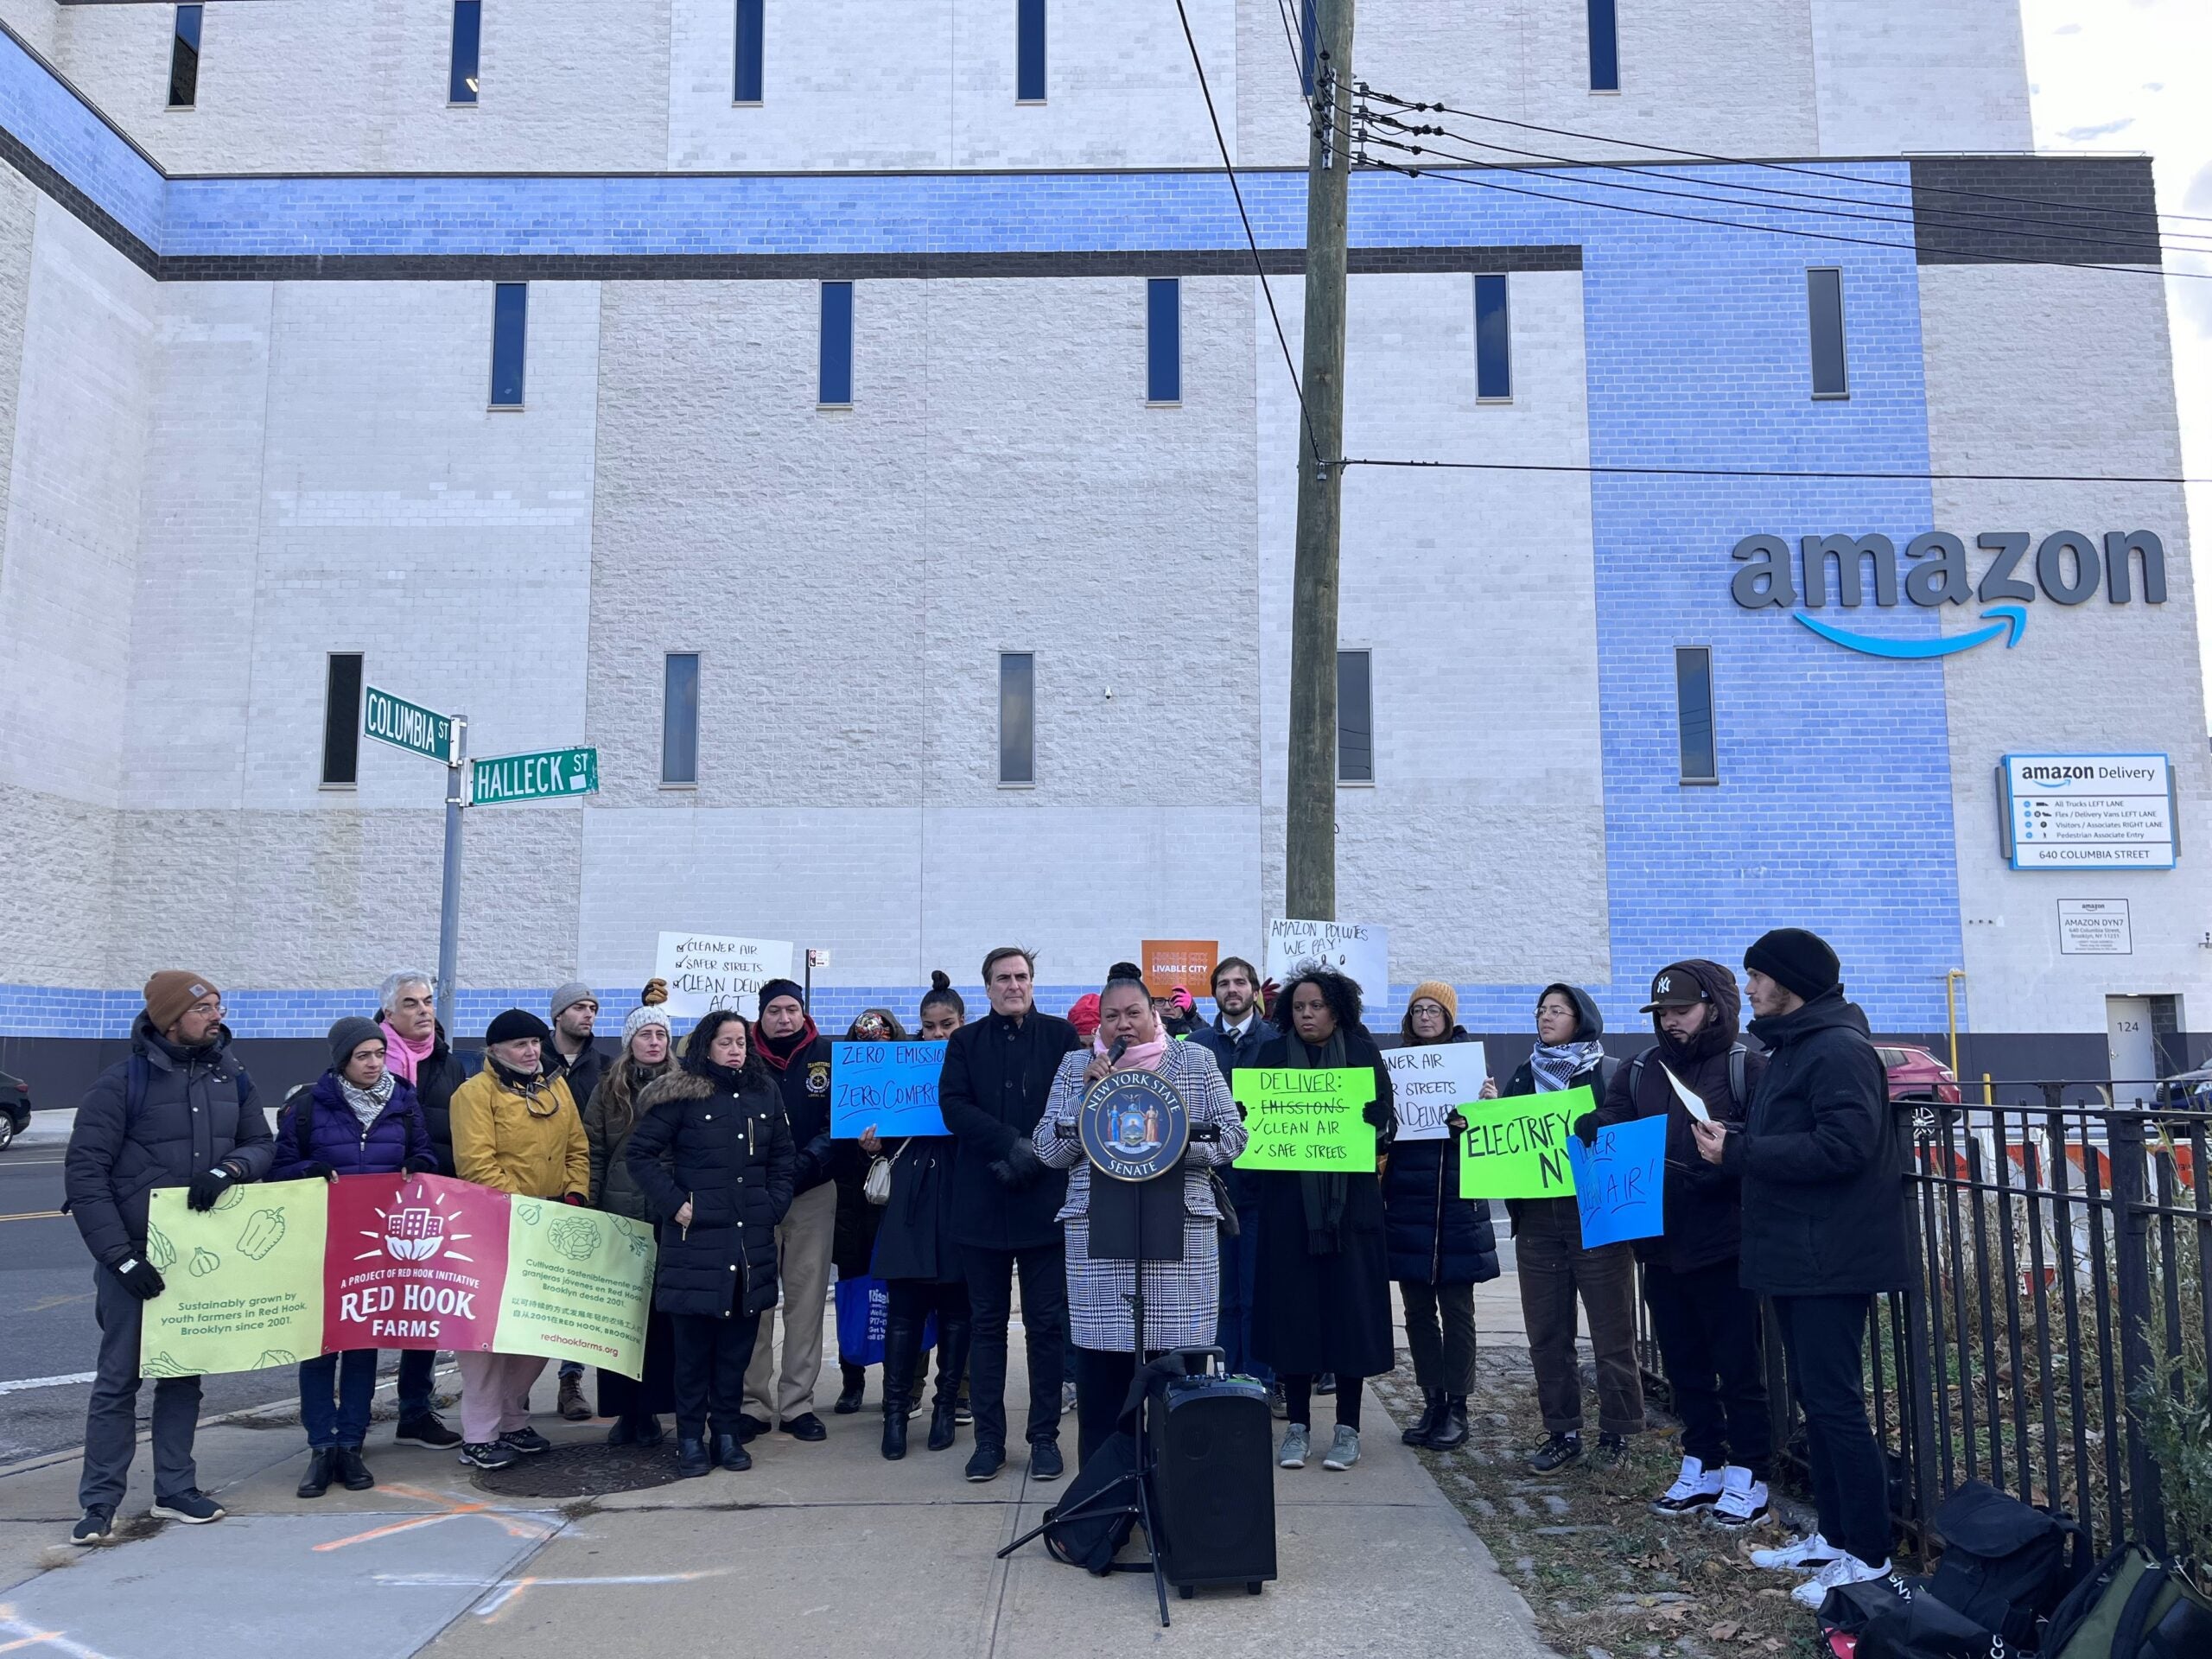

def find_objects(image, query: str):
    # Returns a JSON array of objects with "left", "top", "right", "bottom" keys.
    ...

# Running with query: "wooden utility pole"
[{"left": 1285, "top": 0, "right": 1354, "bottom": 923}]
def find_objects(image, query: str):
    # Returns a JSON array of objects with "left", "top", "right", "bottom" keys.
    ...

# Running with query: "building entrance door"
[{"left": 2105, "top": 995, "right": 2158, "bottom": 1097}]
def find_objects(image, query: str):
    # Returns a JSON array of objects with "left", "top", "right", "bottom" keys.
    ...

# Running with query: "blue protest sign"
[
  {"left": 1564, "top": 1116, "right": 1666, "bottom": 1247},
  {"left": 830, "top": 1042, "right": 948, "bottom": 1137}
]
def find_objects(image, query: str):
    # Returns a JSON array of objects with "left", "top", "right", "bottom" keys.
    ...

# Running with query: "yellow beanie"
[{"left": 1408, "top": 980, "right": 1459, "bottom": 1027}]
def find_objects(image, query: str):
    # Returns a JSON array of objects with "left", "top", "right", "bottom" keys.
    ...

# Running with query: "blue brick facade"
[{"left": 0, "top": 22, "right": 1964, "bottom": 1045}]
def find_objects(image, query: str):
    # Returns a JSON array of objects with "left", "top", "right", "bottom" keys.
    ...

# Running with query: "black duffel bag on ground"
[
  {"left": 1819, "top": 1577, "right": 2008, "bottom": 1659},
  {"left": 1923, "top": 1479, "right": 2085, "bottom": 1647}
]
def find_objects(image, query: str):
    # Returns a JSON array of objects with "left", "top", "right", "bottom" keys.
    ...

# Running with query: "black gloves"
[
  {"left": 1573, "top": 1111, "right": 1599, "bottom": 1147},
  {"left": 301, "top": 1161, "right": 338, "bottom": 1182},
  {"left": 403, "top": 1154, "right": 439, "bottom": 1175},
  {"left": 989, "top": 1139, "right": 1046, "bottom": 1189},
  {"left": 1362, "top": 1101, "right": 1390, "bottom": 1129},
  {"left": 1446, "top": 1111, "right": 1469, "bottom": 1137},
  {"left": 186, "top": 1166, "right": 237, "bottom": 1211},
  {"left": 110, "top": 1255, "right": 165, "bottom": 1300}
]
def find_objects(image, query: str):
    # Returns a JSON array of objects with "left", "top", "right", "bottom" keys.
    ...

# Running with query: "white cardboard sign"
[
  {"left": 653, "top": 932, "right": 796, "bottom": 1020},
  {"left": 1383, "top": 1041, "right": 1491, "bottom": 1141},
  {"left": 1264, "top": 918, "right": 1389, "bottom": 1001}
]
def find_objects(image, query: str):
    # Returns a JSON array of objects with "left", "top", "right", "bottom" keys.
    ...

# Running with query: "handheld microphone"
[{"left": 1108, "top": 1037, "right": 1129, "bottom": 1065}]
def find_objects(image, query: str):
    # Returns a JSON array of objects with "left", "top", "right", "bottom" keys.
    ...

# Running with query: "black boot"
[
  {"left": 334, "top": 1446, "right": 375, "bottom": 1491},
  {"left": 296, "top": 1448, "right": 334, "bottom": 1498},
  {"left": 714, "top": 1431, "right": 752, "bottom": 1471},
  {"left": 1427, "top": 1395, "right": 1470, "bottom": 1451},
  {"left": 631, "top": 1413, "right": 664, "bottom": 1449},
  {"left": 1402, "top": 1389, "right": 1446, "bottom": 1446},
  {"left": 677, "top": 1436, "right": 711, "bottom": 1478},
  {"left": 880, "top": 1312, "right": 919, "bottom": 1460},
  {"left": 928, "top": 1317, "right": 972, "bottom": 1452},
  {"left": 835, "top": 1362, "right": 867, "bottom": 1415}
]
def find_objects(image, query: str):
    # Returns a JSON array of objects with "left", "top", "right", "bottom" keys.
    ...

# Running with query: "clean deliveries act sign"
[{"left": 2002, "top": 753, "right": 2176, "bottom": 871}]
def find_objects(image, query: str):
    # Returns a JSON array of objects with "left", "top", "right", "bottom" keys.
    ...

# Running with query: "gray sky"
[{"left": 2022, "top": 0, "right": 2211, "bottom": 709}]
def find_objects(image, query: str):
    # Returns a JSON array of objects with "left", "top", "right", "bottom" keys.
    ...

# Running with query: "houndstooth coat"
[{"left": 1033, "top": 1040, "right": 1248, "bottom": 1352}]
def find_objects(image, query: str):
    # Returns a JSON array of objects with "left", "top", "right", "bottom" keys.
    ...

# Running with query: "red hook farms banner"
[{"left": 138, "top": 1174, "right": 657, "bottom": 1381}]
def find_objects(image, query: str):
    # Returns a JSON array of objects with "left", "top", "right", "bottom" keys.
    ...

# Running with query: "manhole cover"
[{"left": 473, "top": 1440, "right": 687, "bottom": 1498}]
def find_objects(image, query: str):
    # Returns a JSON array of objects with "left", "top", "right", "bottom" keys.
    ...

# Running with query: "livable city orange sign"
[{"left": 1141, "top": 939, "right": 1218, "bottom": 997}]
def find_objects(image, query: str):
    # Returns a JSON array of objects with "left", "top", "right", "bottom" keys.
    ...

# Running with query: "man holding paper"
[{"left": 1586, "top": 962, "right": 1770, "bottom": 1528}]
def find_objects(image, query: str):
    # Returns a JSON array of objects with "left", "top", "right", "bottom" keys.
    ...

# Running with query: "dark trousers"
[
  {"left": 1644, "top": 1259, "right": 1770, "bottom": 1478},
  {"left": 1399, "top": 1279, "right": 1477, "bottom": 1395},
  {"left": 886, "top": 1279, "right": 971, "bottom": 1405},
  {"left": 396, "top": 1347, "right": 437, "bottom": 1418},
  {"left": 299, "top": 1349, "right": 378, "bottom": 1449},
  {"left": 1516, "top": 1200, "right": 1645, "bottom": 1437},
  {"left": 960, "top": 1240, "right": 1067, "bottom": 1450},
  {"left": 80, "top": 1265, "right": 200, "bottom": 1510},
  {"left": 1774, "top": 1293, "right": 1891, "bottom": 1567},
  {"left": 671, "top": 1302, "right": 764, "bottom": 1441},
  {"left": 1070, "top": 1344, "right": 1199, "bottom": 1465},
  {"left": 1217, "top": 1197, "right": 1273, "bottom": 1384},
  {"left": 1282, "top": 1373, "right": 1363, "bottom": 1432}
]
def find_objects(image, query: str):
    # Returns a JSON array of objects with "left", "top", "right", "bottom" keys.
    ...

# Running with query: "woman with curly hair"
[
  {"left": 626, "top": 1010, "right": 796, "bottom": 1478},
  {"left": 1249, "top": 966, "right": 1396, "bottom": 1473}
]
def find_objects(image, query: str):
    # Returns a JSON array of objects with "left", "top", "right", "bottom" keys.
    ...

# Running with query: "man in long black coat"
[{"left": 937, "top": 947, "right": 1082, "bottom": 1484}]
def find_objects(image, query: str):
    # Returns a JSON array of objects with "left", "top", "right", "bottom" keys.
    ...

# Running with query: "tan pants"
[
  {"left": 742, "top": 1180, "right": 837, "bottom": 1423},
  {"left": 456, "top": 1351, "right": 547, "bottom": 1445}
]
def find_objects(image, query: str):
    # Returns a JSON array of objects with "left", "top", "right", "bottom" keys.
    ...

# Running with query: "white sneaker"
[
  {"left": 1649, "top": 1454, "right": 1722, "bottom": 1517},
  {"left": 1750, "top": 1530, "right": 1844, "bottom": 1573},
  {"left": 1707, "top": 1465, "right": 1770, "bottom": 1529},
  {"left": 1790, "top": 1553, "right": 1893, "bottom": 1610}
]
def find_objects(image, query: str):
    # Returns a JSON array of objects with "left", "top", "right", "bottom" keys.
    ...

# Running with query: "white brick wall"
[
  {"left": 1922, "top": 262, "right": 2211, "bottom": 1035},
  {"left": 1259, "top": 270, "right": 1611, "bottom": 985},
  {"left": 1810, "top": 0, "right": 2032, "bottom": 156}
]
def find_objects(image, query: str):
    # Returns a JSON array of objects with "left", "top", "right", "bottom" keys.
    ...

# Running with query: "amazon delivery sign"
[{"left": 1730, "top": 529, "right": 2167, "bottom": 660}]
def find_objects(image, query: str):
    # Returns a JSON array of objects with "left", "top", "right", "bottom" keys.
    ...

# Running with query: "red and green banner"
[{"left": 141, "top": 1174, "right": 656, "bottom": 1381}]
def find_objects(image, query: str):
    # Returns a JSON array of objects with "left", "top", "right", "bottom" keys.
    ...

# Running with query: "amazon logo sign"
[{"left": 1730, "top": 531, "right": 2166, "bottom": 659}]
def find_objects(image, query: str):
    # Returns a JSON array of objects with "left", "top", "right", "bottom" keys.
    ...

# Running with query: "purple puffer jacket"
[{"left": 270, "top": 1072, "right": 434, "bottom": 1179}]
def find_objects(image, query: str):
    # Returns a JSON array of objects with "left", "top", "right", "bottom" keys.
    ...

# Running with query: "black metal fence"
[{"left": 1637, "top": 1081, "right": 2209, "bottom": 1565}]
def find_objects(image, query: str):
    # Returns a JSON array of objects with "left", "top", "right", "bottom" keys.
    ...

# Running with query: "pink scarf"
[
  {"left": 1094, "top": 1030, "right": 1170, "bottom": 1073},
  {"left": 381, "top": 1019, "right": 435, "bottom": 1086}
]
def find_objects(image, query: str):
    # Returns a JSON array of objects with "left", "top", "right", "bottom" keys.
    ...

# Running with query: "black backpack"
[
  {"left": 1042, "top": 1429, "right": 1141, "bottom": 1573},
  {"left": 2042, "top": 1544, "right": 2212, "bottom": 1659},
  {"left": 1923, "top": 1480, "right": 2085, "bottom": 1648},
  {"left": 1625, "top": 1043, "right": 1748, "bottom": 1116}
]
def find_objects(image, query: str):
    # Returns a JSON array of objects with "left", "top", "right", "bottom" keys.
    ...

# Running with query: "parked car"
[
  {"left": 0, "top": 1068, "right": 30, "bottom": 1149},
  {"left": 1877, "top": 1045, "right": 1963, "bottom": 1105}
]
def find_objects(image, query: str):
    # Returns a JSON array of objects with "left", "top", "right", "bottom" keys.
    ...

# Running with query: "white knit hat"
[{"left": 622, "top": 980, "right": 673, "bottom": 1046}]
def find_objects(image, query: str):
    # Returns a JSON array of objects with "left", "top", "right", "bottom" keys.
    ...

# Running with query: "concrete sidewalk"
[{"left": 0, "top": 1298, "right": 1555, "bottom": 1659}]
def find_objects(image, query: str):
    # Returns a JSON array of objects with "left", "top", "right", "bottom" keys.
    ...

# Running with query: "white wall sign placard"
[
  {"left": 1264, "top": 919, "right": 1390, "bottom": 1000},
  {"left": 1383, "top": 1042, "right": 1491, "bottom": 1141},
  {"left": 2056, "top": 899, "right": 2133, "bottom": 956},
  {"left": 653, "top": 932, "right": 796, "bottom": 1019},
  {"left": 2002, "top": 753, "right": 2175, "bottom": 871}
]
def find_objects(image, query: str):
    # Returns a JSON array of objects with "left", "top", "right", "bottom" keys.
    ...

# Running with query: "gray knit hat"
[
  {"left": 622, "top": 1001, "right": 673, "bottom": 1046},
  {"left": 328, "top": 1015, "right": 386, "bottom": 1070},
  {"left": 550, "top": 981, "right": 598, "bottom": 1020}
]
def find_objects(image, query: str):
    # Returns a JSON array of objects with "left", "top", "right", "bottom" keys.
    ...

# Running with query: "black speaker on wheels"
[{"left": 1147, "top": 1366, "right": 1278, "bottom": 1598}]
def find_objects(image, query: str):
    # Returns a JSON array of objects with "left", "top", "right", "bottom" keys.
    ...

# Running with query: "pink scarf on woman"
[
  {"left": 1093, "top": 1029, "right": 1170, "bottom": 1073},
  {"left": 380, "top": 1019, "right": 435, "bottom": 1086}
]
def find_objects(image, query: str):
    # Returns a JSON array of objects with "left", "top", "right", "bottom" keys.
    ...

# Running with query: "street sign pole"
[{"left": 437, "top": 715, "right": 468, "bottom": 1033}]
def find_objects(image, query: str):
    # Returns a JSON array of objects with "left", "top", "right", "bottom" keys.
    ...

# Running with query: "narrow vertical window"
[
  {"left": 1808, "top": 268, "right": 1849, "bottom": 398},
  {"left": 489, "top": 283, "right": 527, "bottom": 408},
  {"left": 734, "top": 0, "right": 764, "bottom": 104},
  {"left": 1337, "top": 649, "right": 1373, "bottom": 784},
  {"left": 1147, "top": 278, "right": 1181, "bottom": 404},
  {"left": 999, "top": 652, "right": 1035, "bottom": 785},
  {"left": 168, "top": 5, "right": 202, "bottom": 109},
  {"left": 819, "top": 281, "right": 854, "bottom": 407},
  {"left": 1587, "top": 0, "right": 1618, "bottom": 92},
  {"left": 1017, "top": 0, "right": 1046, "bottom": 103},
  {"left": 662, "top": 652, "right": 700, "bottom": 785},
  {"left": 1299, "top": 1, "right": 1318, "bottom": 98},
  {"left": 322, "top": 653, "right": 364, "bottom": 786},
  {"left": 450, "top": 1, "right": 481, "bottom": 105},
  {"left": 1676, "top": 646, "right": 1718, "bottom": 784},
  {"left": 1474, "top": 273, "right": 1511, "bottom": 401}
]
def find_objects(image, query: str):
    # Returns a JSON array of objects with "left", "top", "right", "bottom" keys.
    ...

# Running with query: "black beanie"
[
  {"left": 755, "top": 978, "right": 805, "bottom": 1014},
  {"left": 328, "top": 1015, "right": 385, "bottom": 1071},
  {"left": 486, "top": 1007, "right": 550, "bottom": 1046},
  {"left": 1744, "top": 929, "right": 1840, "bottom": 1001}
]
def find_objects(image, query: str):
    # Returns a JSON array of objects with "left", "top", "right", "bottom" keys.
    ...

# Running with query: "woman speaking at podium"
[{"left": 1034, "top": 970, "right": 1247, "bottom": 1465}]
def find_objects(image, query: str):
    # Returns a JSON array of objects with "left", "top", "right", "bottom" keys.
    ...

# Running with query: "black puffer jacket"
[
  {"left": 1502, "top": 983, "right": 1617, "bottom": 1237},
  {"left": 1587, "top": 959, "right": 1768, "bottom": 1274},
  {"left": 66, "top": 1014, "right": 274, "bottom": 1265},
  {"left": 1723, "top": 985, "right": 1908, "bottom": 1297},
  {"left": 938, "top": 1010, "right": 1083, "bottom": 1251},
  {"left": 1382, "top": 1028, "right": 1500, "bottom": 1286},
  {"left": 546, "top": 1039, "right": 611, "bottom": 1131},
  {"left": 626, "top": 1065, "right": 796, "bottom": 1319},
  {"left": 409, "top": 1024, "right": 480, "bottom": 1177}
]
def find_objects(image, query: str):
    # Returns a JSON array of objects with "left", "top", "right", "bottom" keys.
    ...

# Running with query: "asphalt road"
[{"left": 0, "top": 1135, "right": 310, "bottom": 1465}]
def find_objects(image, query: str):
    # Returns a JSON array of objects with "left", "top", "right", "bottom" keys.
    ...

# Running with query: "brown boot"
[{"left": 556, "top": 1370, "right": 592, "bottom": 1421}]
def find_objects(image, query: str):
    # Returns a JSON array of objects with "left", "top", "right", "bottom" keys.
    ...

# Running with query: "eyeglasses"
[{"left": 188, "top": 1000, "right": 225, "bottom": 1017}]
